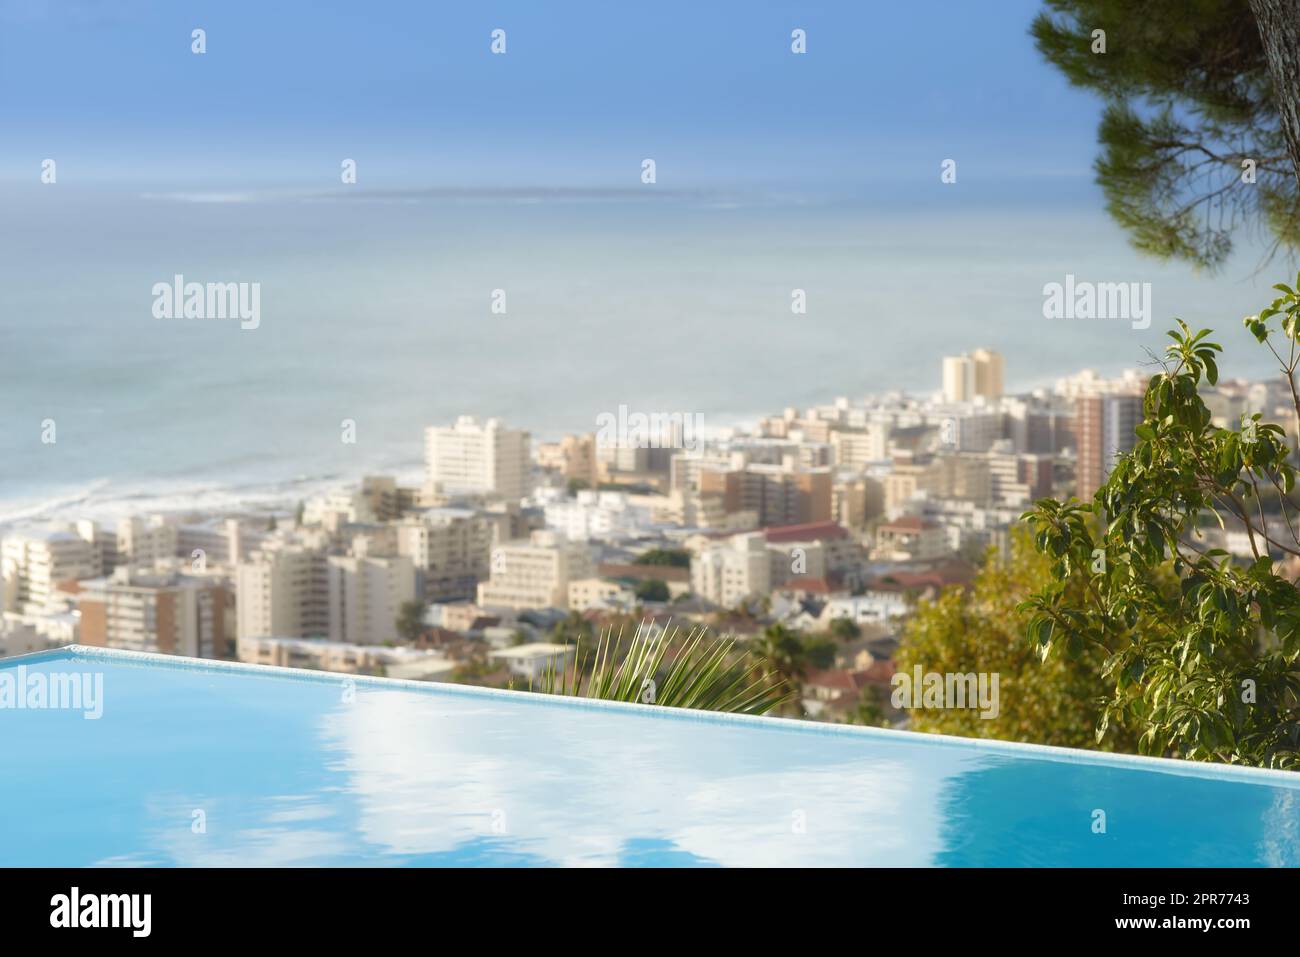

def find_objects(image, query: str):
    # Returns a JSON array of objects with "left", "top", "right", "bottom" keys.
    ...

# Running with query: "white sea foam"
[{"left": 0, "top": 461, "right": 423, "bottom": 532}]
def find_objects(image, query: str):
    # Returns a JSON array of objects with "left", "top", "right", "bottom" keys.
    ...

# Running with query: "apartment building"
[
  {"left": 325, "top": 553, "right": 417, "bottom": 644},
  {"left": 74, "top": 520, "right": 119, "bottom": 577},
  {"left": 236, "top": 537, "right": 417, "bottom": 645},
  {"left": 1076, "top": 392, "right": 1144, "bottom": 499},
  {"left": 829, "top": 427, "right": 889, "bottom": 469},
  {"left": 303, "top": 488, "right": 379, "bottom": 528},
  {"left": 425, "top": 415, "right": 531, "bottom": 501},
  {"left": 670, "top": 450, "right": 746, "bottom": 493},
  {"left": 934, "top": 409, "right": 1006, "bottom": 453},
  {"left": 77, "top": 565, "right": 231, "bottom": 658},
  {"left": 986, "top": 445, "right": 1054, "bottom": 507},
  {"left": 567, "top": 577, "right": 637, "bottom": 612},
  {"left": 690, "top": 531, "right": 771, "bottom": 608},
  {"left": 764, "top": 521, "right": 865, "bottom": 588},
  {"left": 1004, "top": 397, "right": 1076, "bottom": 454},
  {"left": 832, "top": 475, "right": 883, "bottom": 529},
  {"left": 875, "top": 516, "right": 949, "bottom": 562},
  {"left": 942, "top": 349, "right": 1004, "bottom": 404},
  {"left": 542, "top": 489, "right": 655, "bottom": 541},
  {"left": 175, "top": 516, "right": 270, "bottom": 568},
  {"left": 476, "top": 530, "right": 594, "bottom": 611},
  {"left": 395, "top": 506, "right": 509, "bottom": 600},
  {"left": 648, "top": 489, "right": 758, "bottom": 531},
  {"left": 536, "top": 433, "right": 597, "bottom": 486},
  {"left": 883, "top": 452, "right": 995, "bottom": 515},
  {"left": 236, "top": 541, "right": 332, "bottom": 641},
  {"left": 116, "top": 516, "right": 178, "bottom": 568},
  {"left": 699, "top": 458, "right": 832, "bottom": 528},
  {"left": 1, "top": 527, "right": 99, "bottom": 614}
]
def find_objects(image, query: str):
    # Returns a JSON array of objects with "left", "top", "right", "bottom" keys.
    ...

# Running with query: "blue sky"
[
  {"left": 0, "top": 0, "right": 1101, "bottom": 194},
  {"left": 3, "top": 0, "right": 1294, "bottom": 516}
]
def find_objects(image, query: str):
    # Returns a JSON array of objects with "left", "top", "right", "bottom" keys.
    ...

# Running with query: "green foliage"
[
  {"left": 550, "top": 610, "right": 595, "bottom": 645},
  {"left": 829, "top": 616, "right": 861, "bottom": 641},
  {"left": 851, "top": 683, "right": 890, "bottom": 728},
  {"left": 633, "top": 548, "right": 691, "bottom": 568},
  {"left": 395, "top": 600, "right": 426, "bottom": 644},
  {"left": 897, "top": 527, "right": 1140, "bottom": 751},
  {"left": 531, "top": 620, "right": 790, "bottom": 716},
  {"left": 634, "top": 578, "right": 670, "bottom": 602},
  {"left": 747, "top": 624, "right": 835, "bottom": 714},
  {"left": 1021, "top": 285, "right": 1300, "bottom": 768},
  {"left": 1032, "top": 0, "right": 1300, "bottom": 268}
]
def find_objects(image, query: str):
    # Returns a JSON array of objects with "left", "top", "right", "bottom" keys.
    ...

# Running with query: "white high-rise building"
[
  {"left": 236, "top": 538, "right": 415, "bottom": 645},
  {"left": 829, "top": 427, "right": 888, "bottom": 469},
  {"left": 476, "top": 530, "right": 593, "bottom": 611},
  {"left": 425, "top": 416, "right": 531, "bottom": 502},
  {"left": 1, "top": 527, "right": 99, "bottom": 613},
  {"left": 326, "top": 554, "right": 417, "bottom": 645},
  {"left": 236, "top": 542, "right": 331, "bottom": 641},
  {"left": 117, "top": 516, "right": 178, "bottom": 568},
  {"left": 690, "top": 532, "right": 771, "bottom": 608},
  {"left": 942, "top": 349, "right": 1004, "bottom": 404}
]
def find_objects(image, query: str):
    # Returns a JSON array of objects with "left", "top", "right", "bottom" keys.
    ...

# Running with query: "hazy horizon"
[{"left": 3, "top": 0, "right": 1297, "bottom": 524}]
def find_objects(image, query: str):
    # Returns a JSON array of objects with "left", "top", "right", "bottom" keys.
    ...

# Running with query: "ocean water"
[
  {"left": 0, "top": 184, "right": 1287, "bottom": 526},
  {"left": 2, "top": 647, "right": 1298, "bottom": 866}
]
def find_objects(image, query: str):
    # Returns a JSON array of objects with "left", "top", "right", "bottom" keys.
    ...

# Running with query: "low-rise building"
[
  {"left": 568, "top": 577, "right": 637, "bottom": 612},
  {"left": 476, "top": 531, "right": 593, "bottom": 612},
  {"left": 875, "top": 516, "right": 949, "bottom": 562},
  {"left": 690, "top": 531, "right": 771, "bottom": 608},
  {"left": 489, "top": 642, "right": 573, "bottom": 682},
  {"left": 237, "top": 635, "right": 456, "bottom": 679}
]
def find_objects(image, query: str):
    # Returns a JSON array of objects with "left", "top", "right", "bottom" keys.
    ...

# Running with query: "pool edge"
[{"left": 11, "top": 643, "right": 1300, "bottom": 789}]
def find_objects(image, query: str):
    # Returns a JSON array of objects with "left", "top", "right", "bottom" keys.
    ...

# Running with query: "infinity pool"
[{"left": 2, "top": 646, "right": 1298, "bottom": 866}]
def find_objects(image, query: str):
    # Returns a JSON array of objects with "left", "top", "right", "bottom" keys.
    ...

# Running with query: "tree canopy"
[
  {"left": 1021, "top": 285, "right": 1300, "bottom": 768},
  {"left": 1032, "top": 0, "right": 1300, "bottom": 268},
  {"left": 896, "top": 529, "right": 1140, "bottom": 751}
]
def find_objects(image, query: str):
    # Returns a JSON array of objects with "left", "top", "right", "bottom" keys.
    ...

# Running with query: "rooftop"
[{"left": 763, "top": 521, "right": 851, "bottom": 543}]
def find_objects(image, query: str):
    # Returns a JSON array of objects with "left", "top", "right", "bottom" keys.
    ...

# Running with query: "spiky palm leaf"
[{"left": 524, "top": 619, "right": 790, "bottom": 716}]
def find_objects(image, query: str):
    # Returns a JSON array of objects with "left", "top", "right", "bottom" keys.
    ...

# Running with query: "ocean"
[{"left": 0, "top": 183, "right": 1287, "bottom": 527}]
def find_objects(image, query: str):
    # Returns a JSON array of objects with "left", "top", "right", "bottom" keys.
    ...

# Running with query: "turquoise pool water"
[{"left": 2, "top": 646, "right": 1298, "bottom": 867}]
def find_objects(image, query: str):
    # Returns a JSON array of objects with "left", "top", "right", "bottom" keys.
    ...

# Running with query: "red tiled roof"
[
  {"left": 868, "top": 559, "right": 974, "bottom": 593},
  {"left": 807, "top": 663, "right": 898, "bottom": 694},
  {"left": 763, "top": 521, "right": 849, "bottom": 543},
  {"left": 780, "top": 576, "right": 837, "bottom": 594},
  {"left": 878, "top": 515, "right": 940, "bottom": 532},
  {"left": 804, "top": 668, "right": 863, "bottom": 694},
  {"left": 859, "top": 660, "right": 897, "bottom": 684}
]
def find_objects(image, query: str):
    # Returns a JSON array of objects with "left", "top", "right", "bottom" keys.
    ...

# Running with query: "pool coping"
[{"left": 7, "top": 643, "right": 1300, "bottom": 789}]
